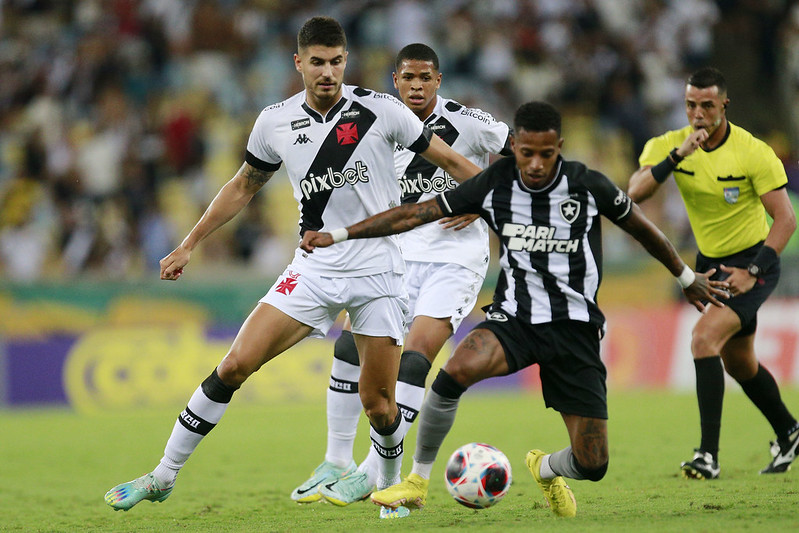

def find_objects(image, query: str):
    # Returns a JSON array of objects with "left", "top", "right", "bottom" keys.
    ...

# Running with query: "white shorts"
[
  {"left": 404, "top": 260, "right": 485, "bottom": 333},
  {"left": 260, "top": 266, "right": 409, "bottom": 344}
]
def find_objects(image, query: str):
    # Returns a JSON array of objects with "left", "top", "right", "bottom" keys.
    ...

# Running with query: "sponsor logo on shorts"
[
  {"left": 487, "top": 311, "right": 508, "bottom": 322},
  {"left": 275, "top": 270, "right": 301, "bottom": 295}
]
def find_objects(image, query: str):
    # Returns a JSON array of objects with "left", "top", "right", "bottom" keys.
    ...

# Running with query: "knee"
[
  {"left": 691, "top": 328, "right": 721, "bottom": 357},
  {"left": 441, "top": 359, "right": 477, "bottom": 389},
  {"left": 217, "top": 354, "right": 255, "bottom": 387}
]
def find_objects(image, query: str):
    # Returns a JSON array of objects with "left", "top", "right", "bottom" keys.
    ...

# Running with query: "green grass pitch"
[{"left": 2, "top": 389, "right": 799, "bottom": 532}]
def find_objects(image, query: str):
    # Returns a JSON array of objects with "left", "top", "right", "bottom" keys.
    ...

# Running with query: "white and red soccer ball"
[{"left": 445, "top": 442, "right": 512, "bottom": 509}]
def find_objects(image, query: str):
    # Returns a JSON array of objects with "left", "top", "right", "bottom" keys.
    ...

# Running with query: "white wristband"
[
  {"left": 676, "top": 265, "right": 696, "bottom": 289},
  {"left": 329, "top": 228, "right": 349, "bottom": 243}
]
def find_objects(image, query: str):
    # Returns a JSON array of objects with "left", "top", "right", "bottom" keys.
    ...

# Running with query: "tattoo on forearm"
[
  {"left": 416, "top": 202, "right": 442, "bottom": 223},
  {"left": 351, "top": 201, "right": 443, "bottom": 239}
]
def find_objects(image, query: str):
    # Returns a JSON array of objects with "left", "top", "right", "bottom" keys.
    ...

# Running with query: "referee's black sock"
[
  {"left": 695, "top": 356, "right": 724, "bottom": 460},
  {"left": 737, "top": 364, "right": 798, "bottom": 447}
]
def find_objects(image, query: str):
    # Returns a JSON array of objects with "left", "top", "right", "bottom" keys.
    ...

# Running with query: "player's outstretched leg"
[
  {"left": 760, "top": 424, "right": 799, "bottom": 474},
  {"left": 526, "top": 450, "right": 577, "bottom": 518},
  {"left": 291, "top": 460, "right": 357, "bottom": 503},
  {"left": 370, "top": 473, "right": 429, "bottom": 510},
  {"left": 105, "top": 473, "right": 173, "bottom": 511},
  {"left": 680, "top": 449, "right": 720, "bottom": 480}
]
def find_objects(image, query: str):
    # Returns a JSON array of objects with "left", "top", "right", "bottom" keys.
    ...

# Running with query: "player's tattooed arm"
[
  {"left": 163, "top": 162, "right": 273, "bottom": 273},
  {"left": 237, "top": 162, "right": 275, "bottom": 192},
  {"left": 300, "top": 198, "right": 445, "bottom": 251}
]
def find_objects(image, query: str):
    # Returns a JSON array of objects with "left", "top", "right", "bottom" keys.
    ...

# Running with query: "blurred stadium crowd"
[{"left": 1, "top": 0, "right": 798, "bottom": 283}]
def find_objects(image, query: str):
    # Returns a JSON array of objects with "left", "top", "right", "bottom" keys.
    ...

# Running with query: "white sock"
[
  {"left": 357, "top": 447, "right": 380, "bottom": 487},
  {"left": 326, "top": 356, "right": 363, "bottom": 467},
  {"left": 371, "top": 412, "right": 408, "bottom": 490},
  {"left": 539, "top": 454, "right": 556, "bottom": 479},
  {"left": 154, "top": 385, "right": 229, "bottom": 486},
  {"left": 410, "top": 460, "right": 433, "bottom": 480},
  {"left": 396, "top": 380, "right": 426, "bottom": 425}
]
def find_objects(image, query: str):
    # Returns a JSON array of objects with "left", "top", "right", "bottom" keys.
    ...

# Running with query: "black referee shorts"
[
  {"left": 696, "top": 241, "right": 780, "bottom": 337},
  {"left": 474, "top": 313, "right": 608, "bottom": 419}
]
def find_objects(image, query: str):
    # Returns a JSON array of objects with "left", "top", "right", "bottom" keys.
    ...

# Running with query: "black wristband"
[
  {"left": 669, "top": 148, "right": 684, "bottom": 164},
  {"left": 751, "top": 245, "right": 778, "bottom": 274},
  {"left": 650, "top": 155, "right": 677, "bottom": 183}
]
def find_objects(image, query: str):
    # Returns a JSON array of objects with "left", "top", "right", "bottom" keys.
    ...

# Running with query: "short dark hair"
[
  {"left": 687, "top": 67, "right": 727, "bottom": 94},
  {"left": 297, "top": 16, "right": 347, "bottom": 51},
  {"left": 395, "top": 43, "right": 439, "bottom": 71},
  {"left": 514, "top": 101, "right": 561, "bottom": 136}
]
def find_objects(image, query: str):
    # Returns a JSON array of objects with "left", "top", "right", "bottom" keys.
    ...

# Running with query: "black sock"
[
  {"left": 695, "top": 357, "right": 724, "bottom": 460},
  {"left": 738, "top": 364, "right": 797, "bottom": 447}
]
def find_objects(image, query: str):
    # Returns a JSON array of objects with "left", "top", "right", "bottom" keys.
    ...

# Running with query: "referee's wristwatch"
[{"left": 747, "top": 263, "right": 761, "bottom": 278}]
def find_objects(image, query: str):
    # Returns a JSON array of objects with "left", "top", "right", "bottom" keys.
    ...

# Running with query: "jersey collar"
[
  {"left": 301, "top": 94, "right": 349, "bottom": 123},
  {"left": 701, "top": 121, "right": 731, "bottom": 153},
  {"left": 422, "top": 95, "right": 443, "bottom": 125}
]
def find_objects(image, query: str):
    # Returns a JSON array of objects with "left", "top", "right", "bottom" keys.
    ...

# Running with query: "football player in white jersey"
[
  {"left": 291, "top": 44, "right": 511, "bottom": 513},
  {"left": 104, "top": 17, "right": 484, "bottom": 516}
]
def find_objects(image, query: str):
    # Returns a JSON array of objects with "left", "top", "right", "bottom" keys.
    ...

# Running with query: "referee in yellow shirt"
[{"left": 628, "top": 67, "right": 798, "bottom": 479}]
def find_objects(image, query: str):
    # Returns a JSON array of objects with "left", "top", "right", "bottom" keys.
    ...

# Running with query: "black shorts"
[
  {"left": 696, "top": 241, "right": 780, "bottom": 337},
  {"left": 475, "top": 314, "right": 607, "bottom": 419}
]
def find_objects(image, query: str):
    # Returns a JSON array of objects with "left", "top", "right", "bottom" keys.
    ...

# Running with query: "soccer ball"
[{"left": 444, "top": 442, "right": 512, "bottom": 509}]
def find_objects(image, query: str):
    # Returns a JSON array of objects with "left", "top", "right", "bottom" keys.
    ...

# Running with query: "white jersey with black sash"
[
  {"left": 436, "top": 156, "right": 633, "bottom": 331},
  {"left": 394, "top": 96, "right": 510, "bottom": 275},
  {"left": 246, "top": 84, "right": 432, "bottom": 277}
]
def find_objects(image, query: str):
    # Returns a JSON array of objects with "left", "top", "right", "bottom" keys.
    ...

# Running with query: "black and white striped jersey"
[
  {"left": 394, "top": 96, "right": 510, "bottom": 275},
  {"left": 436, "top": 156, "right": 633, "bottom": 330},
  {"left": 245, "top": 84, "right": 431, "bottom": 277}
]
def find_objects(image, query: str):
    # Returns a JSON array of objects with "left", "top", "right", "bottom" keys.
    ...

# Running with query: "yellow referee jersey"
[{"left": 639, "top": 122, "right": 788, "bottom": 258}]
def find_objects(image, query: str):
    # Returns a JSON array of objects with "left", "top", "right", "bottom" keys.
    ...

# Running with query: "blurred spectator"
[{"left": 0, "top": 0, "right": 795, "bottom": 284}]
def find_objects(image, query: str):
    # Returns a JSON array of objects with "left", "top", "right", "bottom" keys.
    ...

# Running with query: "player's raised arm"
[
  {"left": 300, "top": 198, "right": 445, "bottom": 252},
  {"left": 628, "top": 128, "right": 709, "bottom": 203},
  {"left": 617, "top": 203, "right": 729, "bottom": 311},
  {"left": 160, "top": 162, "right": 274, "bottom": 280}
]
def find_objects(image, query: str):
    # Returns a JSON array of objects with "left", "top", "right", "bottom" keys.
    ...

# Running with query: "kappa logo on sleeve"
[
  {"left": 336, "top": 122, "right": 359, "bottom": 145},
  {"left": 275, "top": 271, "right": 301, "bottom": 295}
]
